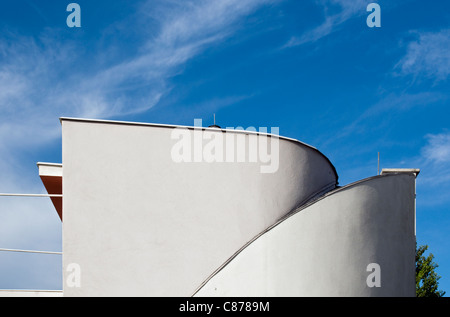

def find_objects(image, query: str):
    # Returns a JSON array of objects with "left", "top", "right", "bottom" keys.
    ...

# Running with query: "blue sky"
[{"left": 0, "top": 0, "right": 449, "bottom": 294}]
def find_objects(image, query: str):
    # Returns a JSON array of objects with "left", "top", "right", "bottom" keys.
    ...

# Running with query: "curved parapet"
[
  {"left": 194, "top": 173, "right": 416, "bottom": 297},
  {"left": 60, "top": 118, "right": 338, "bottom": 296}
]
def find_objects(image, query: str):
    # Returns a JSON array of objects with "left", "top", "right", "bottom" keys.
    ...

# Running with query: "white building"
[{"left": 0, "top": 117, "right": 418, "bottom": 296}]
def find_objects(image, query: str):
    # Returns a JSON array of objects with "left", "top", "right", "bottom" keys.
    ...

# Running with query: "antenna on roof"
[
  {"left": 208, "top": 113, "right": 221, "bottom": 129},
  {"left": 378, "top": 152, "right": 380, "bottom": 175}
]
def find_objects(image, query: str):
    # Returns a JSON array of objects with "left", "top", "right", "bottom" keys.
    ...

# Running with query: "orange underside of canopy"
[{"left": 40, "top": 175, "right": 63, "bottom": 221}]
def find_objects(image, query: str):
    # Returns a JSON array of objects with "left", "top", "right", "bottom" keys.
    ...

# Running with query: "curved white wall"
[
  {"left": 61, "top": 118, "right": 338, "bottom": 296},
  {"left": 194, "top": 174, "right": 416, "bottom": 297}
]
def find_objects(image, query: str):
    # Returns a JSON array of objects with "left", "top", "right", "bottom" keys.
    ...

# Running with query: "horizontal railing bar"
[
  {"left": 0, "top": 193, "right": 62, "bottom": 198},
  {"left": 0, "top": 248, "right": 62, "bottom": 255}
]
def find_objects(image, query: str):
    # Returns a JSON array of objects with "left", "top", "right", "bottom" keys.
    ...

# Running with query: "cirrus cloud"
[{"left": 395, "top": 29, "right": 450, "bottom": 82}]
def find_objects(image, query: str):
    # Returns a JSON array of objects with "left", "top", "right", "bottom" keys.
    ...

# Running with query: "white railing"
[
  {"left": 0, "top": 248, "right": 62, "bottom": 255},
  {"left": 0, "top": 193, "right": 62, "bottom": 197},
  {"left": 0, "top": 193, "right": 63, "bottom": 255}
]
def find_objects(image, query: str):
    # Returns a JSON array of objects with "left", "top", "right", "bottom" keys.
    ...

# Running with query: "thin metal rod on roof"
[
  {"left": 378, "top": 152, "right": 380, "bottom": 175},
  {"left": 0, "top": 248, "right": 62, "bottom": 255},
  {"left": 0, "top": 193, "right": 62, "bottom": 198}
]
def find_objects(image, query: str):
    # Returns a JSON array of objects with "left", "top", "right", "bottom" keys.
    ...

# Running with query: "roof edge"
[{"left": 59, "top": 117, "right": 339, "bottom": 183}]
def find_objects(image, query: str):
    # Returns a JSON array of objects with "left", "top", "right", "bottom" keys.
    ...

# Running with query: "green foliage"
[{"left": 416, "top": 244, "right": 446, "bottom": 297}]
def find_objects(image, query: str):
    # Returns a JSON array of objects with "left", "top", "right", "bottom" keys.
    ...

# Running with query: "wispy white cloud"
[
  {"left": 357, "top": 91, "right": 446, "bottom": 122},
  {"left": 0, "top": 0, "right": 275, "bottom": 155},
  {"left": 283, "top": 0, "right": 367, "bottom": 48},
  {"left": 422, "top": 132, "right": 450, "bottom": 164},
  {"left": 410, "top": 131, "right": 450, "bottom": 207},
  {"left": 395, "top": 29, "right": 450, "bottom": 83},
  {"left": 318, "top": 91, "right": 447, "bottom": 149}
]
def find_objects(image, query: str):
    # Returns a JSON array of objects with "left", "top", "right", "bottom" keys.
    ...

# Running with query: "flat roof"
[
  {"left": 381, "top": 168, "right": 420, "bottom": 177},
  {"left": 59, "top": 116, "right": 339, "bottom": 184},
  {"left": 59, "top": 117, "right": 312, "bottom": 147},
  {"left": 37, "top": 162, "right": 63, "bottom": 221},
  {"left": 37, "top": 162, "right": 62, "bottom": 177}
]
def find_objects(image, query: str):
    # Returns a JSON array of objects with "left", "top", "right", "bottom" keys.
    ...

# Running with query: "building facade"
[{"left": 1, "top": 118, "right": 418, "bottom": 296}]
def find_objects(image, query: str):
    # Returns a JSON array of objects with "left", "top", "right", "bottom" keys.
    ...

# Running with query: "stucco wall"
[
  {"left": 61, "top": 118, "right": 338, "bottom": 296},
  {"left": 194, "top": 174, "right": 416, "bottom": 297}
]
